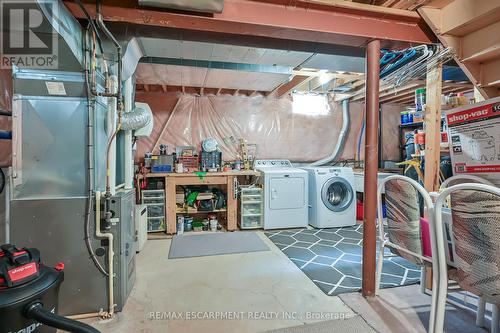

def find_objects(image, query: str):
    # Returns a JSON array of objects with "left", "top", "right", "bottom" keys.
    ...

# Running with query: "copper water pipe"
[{"left": 362, "top": 39, "right": 380, "bottom": 297}]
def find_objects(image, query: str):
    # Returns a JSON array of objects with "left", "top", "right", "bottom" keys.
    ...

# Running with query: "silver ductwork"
[
  {"left": 37, "top": 0, "right": 84, "bottom": 70},
  {"left": 120, "top": 107, "right": 151, "bottom": 131},
  {"left": 138, "top": 0, "right": 224, "bottom": 13},
  {"left": 9, "top": 0, "right": 135, "bottom": 317},
  {"left": 122, "top": 38, "right": 145, "bottom": 82},
  {"left": 309, "top": 98, "right": 350, "bottom": 166}
]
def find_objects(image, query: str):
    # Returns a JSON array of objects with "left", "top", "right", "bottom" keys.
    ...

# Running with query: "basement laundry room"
[{"left": 0, "top": 1, "right": 500, "bottom": 333}]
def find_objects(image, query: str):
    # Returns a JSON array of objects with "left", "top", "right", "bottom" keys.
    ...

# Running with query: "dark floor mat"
[{"left": 265, "top": 224, "right": 420, "bottom": 296}]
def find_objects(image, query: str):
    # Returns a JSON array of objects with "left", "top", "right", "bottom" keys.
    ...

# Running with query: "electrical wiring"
[
  {"left": 357, "top": 118, "right": 365, "bottom": 167},
  {"left": 0, "top": 168, "right": 5, "bottom": 194},
  {"left": 73, "top": 0, "right": 104, "bottom": 53}
]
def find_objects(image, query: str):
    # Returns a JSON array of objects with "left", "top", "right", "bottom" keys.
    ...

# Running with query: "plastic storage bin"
[
  {"left": 142, "top": 189, "right": 166, "bottom": 232},
  {"left": 238, "top": 186, "right": 263, "bottom": 229}
]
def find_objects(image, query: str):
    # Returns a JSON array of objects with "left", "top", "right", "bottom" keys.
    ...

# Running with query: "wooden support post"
[
  {"left": 424, "top": 61, "right": 443, "bottom": 192},
  {"left": 152, "top": 98, "right": 181, "bottom": 153},
  {"left": 362, "top": 39, "right": 380, "bottom": 298},
  {"left": 423, "top": 56, "right": 443, "bottom": 291},
  {"left": 226, "top": 176, "right": 237, "bottom": 231},
  {"left": 166, "top": 176, "right": 177, "bottom": 234}
]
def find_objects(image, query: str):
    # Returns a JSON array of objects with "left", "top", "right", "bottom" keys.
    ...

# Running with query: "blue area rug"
[{"left": 265, "top": 224, "right": 421, "bottom": 296}]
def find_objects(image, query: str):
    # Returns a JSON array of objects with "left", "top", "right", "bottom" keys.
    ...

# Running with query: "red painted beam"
[{"left": 64, "top": 0, "right": 434, "bottom": 48}]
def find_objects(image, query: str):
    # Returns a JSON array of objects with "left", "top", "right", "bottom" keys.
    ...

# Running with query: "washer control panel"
[{"left": 254, "top": 159, "right": 293, "bottom": 168}]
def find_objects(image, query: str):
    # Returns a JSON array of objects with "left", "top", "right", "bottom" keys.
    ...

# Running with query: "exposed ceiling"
[
  {"left": 135, "top": 63, "right": 292, "bottom": 92},
  {"left": 74, "top": 0, "right": 479, "bottom": 100},
  {"left": 133, "top": 38, "right": 366, "bottom": 97},
  {"left": 419, "top": 0, "right": 500, "bottom": 98},
  {"left": 66, "top": 0, "right": 439, "bottom": 99},
  {"left": 138, "top": 38, "right": 313, "bottom": 67},
  {"left": 351, "top": 79, "right": 473, "bottom": 104}
]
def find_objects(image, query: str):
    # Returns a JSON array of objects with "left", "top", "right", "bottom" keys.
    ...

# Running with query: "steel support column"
[{"left": 362, "top": 39, "right": 380, "bottom": 298}]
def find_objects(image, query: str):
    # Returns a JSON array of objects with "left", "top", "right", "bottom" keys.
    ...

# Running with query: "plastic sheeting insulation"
[{"left": 135, "top": 93, "right": 403, "bottom": 163}]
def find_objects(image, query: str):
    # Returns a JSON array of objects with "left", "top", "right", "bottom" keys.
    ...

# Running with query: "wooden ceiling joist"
[
  {"left": 135, "top": 83, "right": 268, "bottom": 97},
  {"left": 381, "top": 84, "right": 473, "bottom": 104},
  {"left": 419, "top": 0, "right": 500, "bottom": 99},
  {"left": 269, "top": 75, "right": 314, "bottom": 98}
]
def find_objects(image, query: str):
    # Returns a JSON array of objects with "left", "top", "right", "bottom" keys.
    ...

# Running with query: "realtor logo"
[{"left": 1, "top": 0, "right": 58, "bottom": 69}]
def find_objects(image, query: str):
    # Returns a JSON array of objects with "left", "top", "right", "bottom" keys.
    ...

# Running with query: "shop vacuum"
[{"left": 0, "top": 244, "right": 100, "bottom": 333}]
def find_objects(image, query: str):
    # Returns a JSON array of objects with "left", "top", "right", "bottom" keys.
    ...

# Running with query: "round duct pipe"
[
  {"left": 309, "top": 98, "right": 350, "bottom": 166},
  {"left": 120, "top": 107, "right": 151, "bottom": 131}
]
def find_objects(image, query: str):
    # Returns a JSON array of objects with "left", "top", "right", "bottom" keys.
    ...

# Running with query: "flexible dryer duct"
[
  {"left": 309, "top": 98, "right": 350, "bottom": 166},
  {"left": 120, "top": 106, "right": 151, "bottom": 131}
]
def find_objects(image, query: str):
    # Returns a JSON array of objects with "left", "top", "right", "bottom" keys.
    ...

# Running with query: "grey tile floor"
[{"left": 266, "top": 224, "right": 421, "bottom": 295}]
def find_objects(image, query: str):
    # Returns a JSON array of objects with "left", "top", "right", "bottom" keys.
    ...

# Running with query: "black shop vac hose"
[{"left": 25, "top": 302, "right": 100, "bottom": 333}]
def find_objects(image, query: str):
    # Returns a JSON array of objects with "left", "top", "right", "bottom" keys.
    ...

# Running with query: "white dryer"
[
  {"left": 254, "top": 160, "right": 308, "bottom": 230},
  {"left": 301, "top": 167, "right": 356, "bottom": 228}
]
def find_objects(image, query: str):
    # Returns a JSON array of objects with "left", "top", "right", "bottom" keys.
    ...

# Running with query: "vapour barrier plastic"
[
  {"left": 0, "top": 69, "right": 12, "bottom": 167},
  {"left": 136, "top": 93, "right": 351, "bottom": 162},
  {"left": 135, "top": 93, "right": 389, "bottom": 163}
]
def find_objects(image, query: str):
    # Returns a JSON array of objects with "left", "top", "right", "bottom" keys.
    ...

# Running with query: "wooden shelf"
[
  {"left": 138, "top": 170, "right": 260, "bottom": 179},
  {"left": 137, "top": 171, "right": 260, "bottom": 234},
  {"left": 399, "top": 121, "right": 423, "bottom": 129},
  {"left": 147, "top": 229, "right": 166, "bottom": 233},
  {"left": 176, "top": 209, "right": 227, "bottom": 214}
]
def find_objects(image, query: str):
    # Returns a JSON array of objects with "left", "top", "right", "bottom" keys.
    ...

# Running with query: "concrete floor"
[
  {"left": 340, "top": 284, "right": 489, "bottom": 333},
  {"left": 84, "top": 232, "right": 355, "bottom": 333},
  {"left": 83, "top": 231, "right": 489, "bottom": 333}
]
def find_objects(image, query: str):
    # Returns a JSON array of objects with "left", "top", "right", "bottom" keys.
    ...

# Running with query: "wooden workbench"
[{"left": 137, "top": 171, "right": 261, "bottom": 234}]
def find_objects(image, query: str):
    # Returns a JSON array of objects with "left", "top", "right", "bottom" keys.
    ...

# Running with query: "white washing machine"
[
  {"left": 254, "top": 160, "right": 308, "bottom": 230},
  {"left": 301, "top": 167, "right": 356, "bottom": 228}
]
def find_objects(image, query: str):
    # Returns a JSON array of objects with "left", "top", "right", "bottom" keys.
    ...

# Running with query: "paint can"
[
  {"left": 184, "top": 217, "right": 193, "bottom": 231},
  {"left": 177, "top": 215, "right": 185, "bottom": 235}
]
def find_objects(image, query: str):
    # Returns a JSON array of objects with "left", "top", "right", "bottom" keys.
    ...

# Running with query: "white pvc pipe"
[
  {"left": 95, "top": 191, "right": 115, "bottom": 317},
  {"left": 107, "top": 76, "right": 118, "bottom": 195},
  {"left": 124, "top": 78, "right": 133, "bottom": 190}
]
